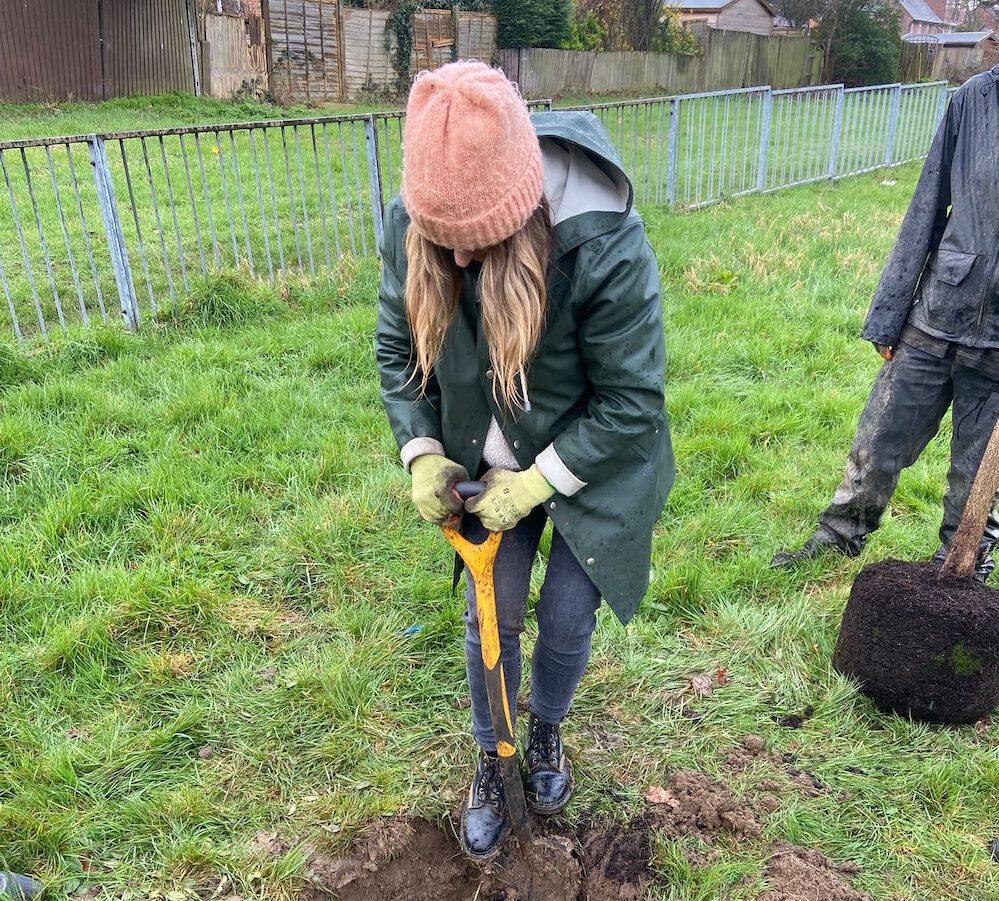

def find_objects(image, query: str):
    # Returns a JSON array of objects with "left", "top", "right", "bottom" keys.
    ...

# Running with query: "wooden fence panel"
[
  {"left": 103, "top": 0, "right": 198, "bottom": 96},
  {"left": 265, "top": 0, "right": 339, "bottom": 103},
  {"left": 342, "top": 6, "right": 394, "bottom": 98},
  {"left": 457, "top": 12, "right": 497, "bottom": 63},
  {"left": 203, "top": 12, "right": 268, "bottom": 98},
  {"left": 498, "top": 31, "right": 821, "bottom": 100},
  {"left": 412, "top": 9, "right": 453, "bottom": 74}
]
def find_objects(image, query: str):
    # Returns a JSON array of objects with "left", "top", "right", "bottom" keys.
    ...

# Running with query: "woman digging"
[{"left": 375, "top": 61, "right": 674, "bottom": 860}]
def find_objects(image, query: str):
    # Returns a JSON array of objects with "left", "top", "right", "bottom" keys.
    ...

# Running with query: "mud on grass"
[{"left": 301, "top": 753, "right": 870, "bottom": 901}]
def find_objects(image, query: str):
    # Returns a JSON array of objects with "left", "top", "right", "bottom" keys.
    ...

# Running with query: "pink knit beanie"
[{"left": 401, "top": 60, "right": 543, "bottom": 251}]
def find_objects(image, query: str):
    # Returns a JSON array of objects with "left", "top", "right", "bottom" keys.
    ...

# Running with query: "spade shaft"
[{"left": 443, "top": 509, "right": 532, "bottom": 845}]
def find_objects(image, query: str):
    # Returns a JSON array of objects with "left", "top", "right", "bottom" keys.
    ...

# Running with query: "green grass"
[{"left": 1, "top": 163, "right": 998, "bottom": 900}]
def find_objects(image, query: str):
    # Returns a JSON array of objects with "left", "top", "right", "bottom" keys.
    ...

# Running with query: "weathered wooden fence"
[
  {"left": 263, "top": 1, "right": 497, "bottom": 102},
  {"left": 901, "top": 39, "right": 999, "bottom": 85},
  {"left": 0, "top": 0, "right": 201, "bottom": 102},
  {"left": 498, "top": 29, "right": 822, "bottom": 98},
  {"left": 201, "top": 12, "right": 268, "bottom": 99}
]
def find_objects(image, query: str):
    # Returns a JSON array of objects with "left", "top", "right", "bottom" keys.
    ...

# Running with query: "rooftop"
[
  {"left": 902, "top": 28, "right": 996, "bottom": 43},
  {"left": 899, "top": 0, "right": 947, "bottom": 25}
]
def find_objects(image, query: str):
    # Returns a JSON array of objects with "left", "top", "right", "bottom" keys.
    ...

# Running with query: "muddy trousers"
[
  {"left": 817, "top": 337, "right": 999, "bottom": 558},
  {"left": 462, "top": 507, "right": 601, "bottom": 753}
]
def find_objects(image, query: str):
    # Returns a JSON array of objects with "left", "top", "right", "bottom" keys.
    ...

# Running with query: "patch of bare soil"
[
  {"left": 294, "top": 739, "right": 871, "bottom": 901},
  {"left": 759, "top": 842, "right": 869, "bottom": 901},
  {"left": 648, "top": 769, "right": 762, "bottom": 841}
]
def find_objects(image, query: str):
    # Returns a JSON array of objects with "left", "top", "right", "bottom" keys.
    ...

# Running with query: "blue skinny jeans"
[{"left": 462, "top": 506, "right": 601, "bottom": 752}]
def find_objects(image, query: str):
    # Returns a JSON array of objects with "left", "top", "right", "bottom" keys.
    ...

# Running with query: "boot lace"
[
  {"left": 526, "top": 719, "right": 561, "bottom": 772},
  {"left": 476, "top": 756, "right": 505, "bottom": 810}
]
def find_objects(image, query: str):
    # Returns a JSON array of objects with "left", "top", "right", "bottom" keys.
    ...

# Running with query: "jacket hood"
[{"left": 530, "top": 111, "right": 635, "bottom": 254}]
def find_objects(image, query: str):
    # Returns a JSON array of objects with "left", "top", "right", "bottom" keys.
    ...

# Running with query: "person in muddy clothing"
[
  {"left": 773, "top": 65, "right": 999, "bottom": 577},
  {"left": 375, "top": 61, "right": 673, "bottom": 859}
]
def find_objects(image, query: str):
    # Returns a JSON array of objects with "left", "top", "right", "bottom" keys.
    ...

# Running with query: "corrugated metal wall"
[
  {"left": 104, "top": 0, "right": 198, "bottom": 96},
  {"left": 0, "top": 0, "right": 103, "bottom": 101},
  {"left": 0, "top": 0, "right": 197, "bottom": 102}
]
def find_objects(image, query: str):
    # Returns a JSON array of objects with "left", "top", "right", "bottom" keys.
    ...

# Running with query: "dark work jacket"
[
  {"left": 375, "top": 111, "right": 674, "bottom": 624},
  {"left": 863, "top": 65, "right": 999, "bottom": 349}
]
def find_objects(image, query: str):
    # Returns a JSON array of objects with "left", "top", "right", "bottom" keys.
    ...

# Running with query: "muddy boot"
[
  {"left": 459, "top": 750, "right": 510, "bottom": 861},
  {"left": 0, "top": 873, "right": 44, "bottom": 900},
  {"left": 524, "top": 713, "right": 572, "bottom": 815},
  {"left": 771, "top": 533, "right": 857, "bottom": 569}
]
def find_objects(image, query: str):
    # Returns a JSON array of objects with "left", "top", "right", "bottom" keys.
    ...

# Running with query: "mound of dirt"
[
  {"left": 834, "top": 560, "right": 999, "bottom": 723},
  {"left": 723, "top": 734, "right": 781, "bottom": 772},
  {"left": 759, "top": 842, "right": 869, "bottom": 901},
  {"left": 652, "top": 769, "right": 762, "bottom": 841}
]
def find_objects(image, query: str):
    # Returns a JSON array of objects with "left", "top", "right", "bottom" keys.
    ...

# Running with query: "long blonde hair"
[{"left": 404, "top": 201, "right": 553, "bottom": 412}]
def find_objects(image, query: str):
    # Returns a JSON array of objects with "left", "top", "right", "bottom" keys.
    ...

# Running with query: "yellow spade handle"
[{"left": 441, "top": 526, "right": 517, "bottom": 757}]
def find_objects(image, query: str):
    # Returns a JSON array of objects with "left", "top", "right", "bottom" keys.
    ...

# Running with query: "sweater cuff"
[
  {"left": 401, "top": 437, "right": 445, "bottom": 472},
  {"left": 535, "top": 444, "right": 587, "bottom": 497}
]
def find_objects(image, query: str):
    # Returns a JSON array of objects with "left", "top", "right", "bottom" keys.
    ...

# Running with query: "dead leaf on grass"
[
  {"left": 249, "top": 830, "right": 288, "bottom": 857},
  {"left": 690, "top": 674, "right": 715, "bottom": 697}
]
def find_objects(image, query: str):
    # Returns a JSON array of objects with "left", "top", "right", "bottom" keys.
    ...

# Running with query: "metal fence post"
[
  {"left": 88, "top": 135, "right": 140, "bottom": 330},
  {"left": 935, "top": 80, "right": 950, "bottom": 125},
  {"left": 364, "top": 115, "right": 385, "bottom": 259},
  {"left": 665, "top": 97, "right": 679, "bottom": 207},
  {"left": 828, "top": 85, "right": 845, "bottom": 179},
  {"left": 755, "top": 87, "right": 773, "bottom": 193},
  {"left": 883, "top": 84, "right": 902, "bottom": 166}
]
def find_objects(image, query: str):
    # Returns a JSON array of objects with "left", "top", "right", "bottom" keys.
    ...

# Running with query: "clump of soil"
[
  {"left": 834, "top": 560, "right": 999, "bottom": 723},
  {"left": 652, "top": 769, "right": 762, "bottom": 841},
  {"left": 724, "top": 734, "right": 781, "bottom": 772},
  {"left": 759, "top": 842, "right": 869, "bottom": 901}
]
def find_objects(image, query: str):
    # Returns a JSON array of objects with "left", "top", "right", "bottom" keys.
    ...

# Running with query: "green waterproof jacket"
[{"left": 375, "top": 111, "right": 674, "bottom": 624}]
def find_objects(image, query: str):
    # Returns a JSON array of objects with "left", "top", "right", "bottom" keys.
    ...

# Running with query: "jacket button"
[
  {"left": 586, "top": 557, "right": 595, "bottom": 566},
  {"left": 471, "top": 438, "right": 478, "bottom": 445},
  {"left": 486, "top": 369, "right": 494, "bottom": 378},
  {"left": 549, "top": 501, "right": 556, "bottom": 510},
  {"left": 513, "top": 440, "right": 521, "bottom": 449}
]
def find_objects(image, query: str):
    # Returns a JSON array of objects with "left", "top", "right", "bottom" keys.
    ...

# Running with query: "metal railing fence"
[{"left": 0, "top": 80, "right": 950, "bottom": 342}]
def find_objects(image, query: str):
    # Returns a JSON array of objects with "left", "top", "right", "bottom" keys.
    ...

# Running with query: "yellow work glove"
[
  {"left": 410, "top": 454, "right": 469, "bottom": 525},
  {"left": 465, "top": 465, "right": 555, "bottom": 532}
]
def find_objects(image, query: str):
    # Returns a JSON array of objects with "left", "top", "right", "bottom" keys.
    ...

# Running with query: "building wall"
[
  {"left": 717, "top": 0, "right": 774, "bottom": 35},
  {"left": 903, "top": 16, "right": 948, "bottom": 35},
  {"left": 0, "top": 0, "right": 198, "bottom": 102},
  {"left": 679, "top": 12, "right": 721, "bottom": 31}
]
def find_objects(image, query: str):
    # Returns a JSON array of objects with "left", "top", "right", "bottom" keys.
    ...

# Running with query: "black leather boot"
[
  {"left": 459, "top": 750, "right": 510, "bottom": 860},
  {"left": 524, "top": 713, "right": 572, "bottom": 815},
  {"left": 771, "top": 533, "right": 858, "bottom": 568},
  {"left": 0, "top": 873, "right": 44, "bottom": 900}
]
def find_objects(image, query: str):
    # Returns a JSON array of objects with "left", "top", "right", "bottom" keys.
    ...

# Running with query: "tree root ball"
[{"left": 833, "top": 560, "right": 999, "bottom": 723}]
